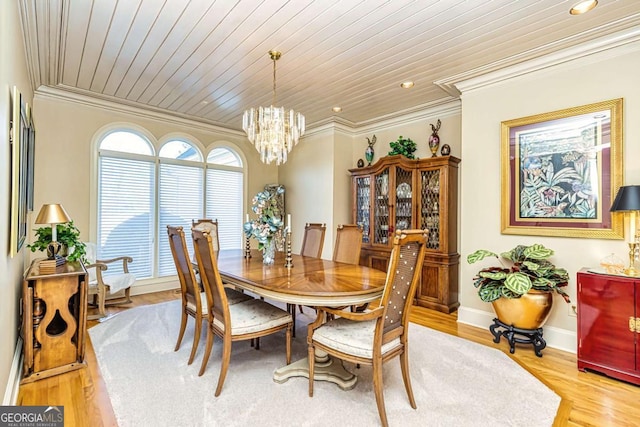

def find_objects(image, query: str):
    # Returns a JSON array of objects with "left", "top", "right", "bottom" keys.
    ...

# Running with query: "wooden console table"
[{"left": 21, "top": 259, "right": 88, "bottom": 383}]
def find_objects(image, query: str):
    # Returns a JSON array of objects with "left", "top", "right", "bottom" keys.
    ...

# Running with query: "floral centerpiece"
[{"left": 243, "top": 186, "right": 285, "bottom": 265}]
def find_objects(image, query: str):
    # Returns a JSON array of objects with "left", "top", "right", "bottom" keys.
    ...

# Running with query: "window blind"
[
  {"left": 158, "top": 162, "right": 203, "bottom": 276},
  {"left": 206, "top": 168, "right": 243, "bottom": 250},
  {"left": 98, "top": 156, "right": 154, "bottom": 279}
]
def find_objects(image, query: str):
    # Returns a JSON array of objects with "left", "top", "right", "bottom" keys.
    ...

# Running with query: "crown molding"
[
  {"left": 34, "top": 85, "right": 246, "bottom": 138},
  {"left": 354, "top": 97, "right": 461, "bottom": 136},
  {"left": 436, "top": 15, "right": 640, "bottom": 96}
]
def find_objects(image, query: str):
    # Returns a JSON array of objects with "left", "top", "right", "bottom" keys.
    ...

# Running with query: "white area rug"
[{"left": 89, "top": 300, "right": 560, "bottom": 427}]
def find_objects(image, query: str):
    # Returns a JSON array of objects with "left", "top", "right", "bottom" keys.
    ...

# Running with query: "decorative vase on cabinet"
[{"left": 350, "top": 154, "right": 461, "bottom": 313}]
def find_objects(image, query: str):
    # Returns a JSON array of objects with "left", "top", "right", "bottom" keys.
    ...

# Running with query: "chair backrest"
[
  {"left": 332, "top": 224, "right": 363, "bottom": 265},
  {"left": 192, "top": 219, "right": 220, "bottom": 251},
  {"left": 167, "top": 226, "right": 202, "bottom": 313},
  {"left": 192, "top": 228, "right": 230, "bottom": 326},
  {"left": 300, "top": 223, "right": 326, "bottom": 258},
  {"left": 378, "top": 229, "right": 428, "bottom": 343}
]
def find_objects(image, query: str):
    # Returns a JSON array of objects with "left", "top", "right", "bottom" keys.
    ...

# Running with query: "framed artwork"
[
  {"left": 9, "top": 86, "right": 31, "bottom": 256},
  {"left": 501, "top": 98, "right": 623, "bottom": 239}
]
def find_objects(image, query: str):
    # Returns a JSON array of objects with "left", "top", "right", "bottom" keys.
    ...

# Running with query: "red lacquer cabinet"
[{"left": 577, "top": 269, "right": 640, "bottom": 385}]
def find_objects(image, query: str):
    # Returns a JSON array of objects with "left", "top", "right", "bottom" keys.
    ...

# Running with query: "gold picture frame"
[
  {"left": 9, "top": 86, "right": 31, "bottom": 256},
  {"left": 501, "top": 98, "right": 623, "bottom": 239}
]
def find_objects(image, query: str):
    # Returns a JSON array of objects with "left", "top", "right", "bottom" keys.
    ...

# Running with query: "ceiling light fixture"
[
  {"left": 332, "top": 106, "right": 342, "bottom": 113},
  {"left": 242, "top": 50, "right": 305, "bottom": 165},
  {"left": 400, "top": 81, "right": 414, "bottom": 89},
  {"left": 569, "top": 0, "right": 597, "bottom": 15}
]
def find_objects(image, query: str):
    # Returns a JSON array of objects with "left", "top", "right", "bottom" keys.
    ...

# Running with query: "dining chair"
[
  {"left": 307, "top": 229, "right": 428, "bottom": 427},
  {"left": 192, "top": 228, "right": 293, "bottom": 394},
  {"left": 84, "top": 242, "right": 135, "bottom": 320},
  {"left": 192, "top": 218, "right": 220, "bottom": 251},
  {"left": 293, "top": 222, "right": 327, "bottom": 318},
  {"left": 333, "top": 224, "right": 363, "bottom": 265},
  {"left": 300, "top": 223, "right": 326, "bottom": 258},
  {"left": 167, "top": 226, "right": 252, "bottom": 366}
]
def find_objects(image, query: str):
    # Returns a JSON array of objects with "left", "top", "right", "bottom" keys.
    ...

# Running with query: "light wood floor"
[{"left": 17, "top": 289, "right": 640, "bottom": 426}]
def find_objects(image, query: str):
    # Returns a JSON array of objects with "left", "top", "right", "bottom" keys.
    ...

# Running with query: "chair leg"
[
  {"left": 174, "top": 310, "right": 188, "bottom": 351},
  {"left": 214, "top": 336, "right": 232, "bottom": 397},
  {"left": 123, "top": 287, "right": 132, "bottom": 303},
  {"left": 188, "top": 315, "right": 203, "bottom": 365},
  {"left": 198, "top": 324, "right": 214, "bottom": 376},
  {"left": 286, "top": 304, "right": 297, "bottom": 338},
  {"left": 372, "top": 358, "right": 389, "bottom": 427},
  {"left": 308, "top": 343, "right": 315, "bottom": 397},
  {"left": 400, "top": 349, "right": 417, "bottom": 409},
  {"left": 285, "top": 324, "right": 292, "bottom": 365},
  {"left": 98, "top": 285, "right": 107, "bottom": 318}
]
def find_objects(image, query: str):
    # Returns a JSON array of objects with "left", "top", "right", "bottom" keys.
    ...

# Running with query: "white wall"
[
  {"left": 458, "top": 39, "right": 640, "bottom": 352},
  {"left": 0, "top": 0, "right": 34, "bottom": 403}
]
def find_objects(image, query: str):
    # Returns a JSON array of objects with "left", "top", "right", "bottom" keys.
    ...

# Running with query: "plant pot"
[{"left": 491, "top": 290, "right": 553, "bottom": 330}]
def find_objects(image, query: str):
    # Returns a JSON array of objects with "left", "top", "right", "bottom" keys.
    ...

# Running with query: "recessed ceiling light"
[
  {"left": 200, "top": 100, "right": 209, "bottom": 105},
  {"left": 400, "top": 81, "right": 414, "bottom": 89},
  {"left": 332, "top": 106, "right": 342, "bottom": 113},
  {"left": 570, "top": 0, "right": 597, "bottom": 15}
]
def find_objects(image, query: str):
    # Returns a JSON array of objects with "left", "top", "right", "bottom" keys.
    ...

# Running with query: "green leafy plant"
[
  {"left": 467, "top": 244, "right": 570, "bottom": 303},
  {"left": 28, "top": 220, "right": 87, "bottom": 262},
  {"left": 388, "top": 135, "right": 417, "bottom": 159}
]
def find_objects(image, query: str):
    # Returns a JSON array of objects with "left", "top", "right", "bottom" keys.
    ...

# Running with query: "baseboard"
[
  {"left": 457, "top": 306, "right": 576, "bottom": 354},
  {"left": 3, "top": 337, "right": 23, "bottom": 405},
  {"left": 130, "top": 280, "right": 179, "bottom": 296}
]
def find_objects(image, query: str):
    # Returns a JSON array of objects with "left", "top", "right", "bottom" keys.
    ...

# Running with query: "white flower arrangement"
[{"left": 243, "top": 186, "right": 285, "bottom": 250}]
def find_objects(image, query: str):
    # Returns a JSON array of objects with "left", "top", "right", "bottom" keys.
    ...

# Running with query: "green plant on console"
[
  {"left": 467, "top": 243, "right": 570, "bottom": 303},
  {"left": 388, "top": 135, "right": 417, "bottom": 159},
  {"left": 28, "top": 220, "right": 87, "bottom": 262}
]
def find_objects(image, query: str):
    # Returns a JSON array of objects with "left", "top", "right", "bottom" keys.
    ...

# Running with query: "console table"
[{"left": 21, "top": 259, "right": 87, "bottom": 383}]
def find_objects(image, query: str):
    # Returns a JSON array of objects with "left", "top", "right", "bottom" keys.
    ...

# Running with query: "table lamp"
[
  {"left": 610, "top": 186, "right": 640, "bottom": 276},
  {"left": 34, "top": 203, "right": 72, "bottom": 261}
]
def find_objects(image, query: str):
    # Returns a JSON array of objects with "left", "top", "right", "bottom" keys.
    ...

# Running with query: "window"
[
  {"left": 97, "top": 131, "right": 245, "bottom": 281},
  {"left": 98, "top": 133, "right": 155, "bottom": 279},
  {"left": 206, "top": 148, "right": 244, "bottom": 250}
]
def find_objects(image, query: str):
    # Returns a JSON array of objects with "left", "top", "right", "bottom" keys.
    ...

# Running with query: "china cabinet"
[
  {"left": 350, "top": 155, "right": 460, "bottom": 313},
  {"left": 577, "top": 269, "right": 640, "bottom": 385}
]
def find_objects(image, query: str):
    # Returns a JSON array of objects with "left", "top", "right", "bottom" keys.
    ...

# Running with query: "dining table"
[{"left": 215, "top": 248, "right": 387, "bottom": 389}]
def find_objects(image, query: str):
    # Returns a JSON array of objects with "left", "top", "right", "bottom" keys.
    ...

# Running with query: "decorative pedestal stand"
[
  {"left": 273, "top": 353, "right": 357, "bottom": 390},
  {"left": 489, "top": 318, "right": 546, "bottom": 357}
]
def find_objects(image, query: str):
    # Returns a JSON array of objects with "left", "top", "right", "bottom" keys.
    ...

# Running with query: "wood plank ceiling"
[{"left": 18, "top": 0, "right": 640, "bottom": 131}]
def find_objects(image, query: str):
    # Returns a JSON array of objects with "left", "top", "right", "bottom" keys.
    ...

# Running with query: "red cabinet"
[{"left": 577, "top": 269, "right": 640, "bottom": 385}]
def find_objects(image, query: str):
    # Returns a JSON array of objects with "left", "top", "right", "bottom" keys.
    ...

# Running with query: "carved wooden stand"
[{"left": 489, "top": 318, "right": 546, "bottom": 357}]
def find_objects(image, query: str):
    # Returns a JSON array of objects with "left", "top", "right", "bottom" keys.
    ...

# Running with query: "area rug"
[{"left": 88, "top": 300, "right": 560, "bottom": 426}]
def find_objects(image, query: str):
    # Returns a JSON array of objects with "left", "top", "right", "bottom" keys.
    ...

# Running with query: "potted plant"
[
  {"left": 28, "top": 220, "right": 87, "bottom": 262},
  {"left": 388, "top": 135, "right": 416, "bottom": 159},
  {"left": 467, "top": 243, "right": 570, "bottom": 329}
]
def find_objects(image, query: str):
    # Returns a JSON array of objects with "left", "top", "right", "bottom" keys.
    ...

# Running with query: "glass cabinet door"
[
  {"left": 394, "top": 166, "right": 413, "bottom": 236},
  {"left": 373, "top": 168, "right": 390, "bottom": 245},
  {"left": 355, "top": 176, "right": 371, "bottom": 243},
  {"left": 420, "top": 169, "right": 441, "bottom": 249}
]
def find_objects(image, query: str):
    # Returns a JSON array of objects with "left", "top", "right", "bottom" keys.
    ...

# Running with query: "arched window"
[
  {"left": 97, "top": 131, "right": 155, "bottom": 279},
  {"left": 157, "top": 139, "right": 204, "bottom": 276},
  {"left": 96, "top": 131, "right": 245, "bottom": 282}
]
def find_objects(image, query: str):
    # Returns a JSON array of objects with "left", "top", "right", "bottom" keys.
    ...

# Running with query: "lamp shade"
[{"left": 35, "top": 204, "right": 72, "bottom": 225}]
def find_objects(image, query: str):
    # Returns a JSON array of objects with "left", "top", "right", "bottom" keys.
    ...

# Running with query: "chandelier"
[{"left": 242, "top": 50, "right": 305, "bottom": 165}]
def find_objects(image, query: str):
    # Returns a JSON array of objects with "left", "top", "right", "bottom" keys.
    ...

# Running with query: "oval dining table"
[{"left": 215, "top": 248, "right": 387, "bottom": 390}]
